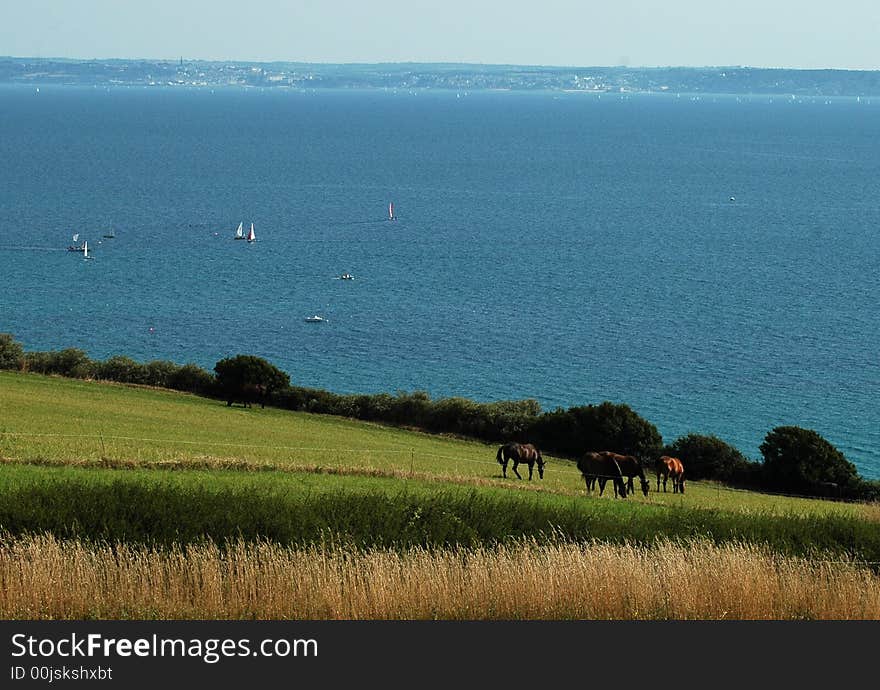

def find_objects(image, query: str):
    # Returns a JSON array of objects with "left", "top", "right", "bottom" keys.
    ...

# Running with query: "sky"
[{"left": 1, "top": 0, "right": 878, "bottom": 70}]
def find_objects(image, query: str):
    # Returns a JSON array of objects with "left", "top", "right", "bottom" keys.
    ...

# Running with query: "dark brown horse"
[
  {"left": 496, "top": 442, "right": 545, "bottom": 480},
  {"left": 656, "top": 456, "right": 686, "bottom": 494},
  {"left": 577, "top": 451, "right": 628, "bottom": 498},
  {"left": 607, "top": 453, "right": 650, "bottom": 497}
]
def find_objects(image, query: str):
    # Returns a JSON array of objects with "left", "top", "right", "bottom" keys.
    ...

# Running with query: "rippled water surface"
[{"left": 1, "top": 85, "right": 878, "bottom": 476}]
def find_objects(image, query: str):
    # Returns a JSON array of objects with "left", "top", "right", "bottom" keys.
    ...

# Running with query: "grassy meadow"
[{"left": 1, "top": 371, "right": 879, "bottom": 619}]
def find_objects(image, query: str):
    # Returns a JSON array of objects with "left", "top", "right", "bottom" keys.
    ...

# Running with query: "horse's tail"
[{"left": 496, "top": 446, "right": 504, "bottom": 464}]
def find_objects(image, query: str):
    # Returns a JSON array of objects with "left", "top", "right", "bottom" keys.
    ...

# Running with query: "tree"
[
  {"left": 530, "top": 401, "right": 662, "bottom": 460},
  {"left": 0, "top": 333, "right": 24, "bottom": 370},
  {"left": 759, "top": 426, "right": 859, "bottom": 494},
  {"left": 666, "top": 433, "right": 754, "bottom": 482},
  {"left": 213, "top": 355, "right": 290, "bottom": 408}
]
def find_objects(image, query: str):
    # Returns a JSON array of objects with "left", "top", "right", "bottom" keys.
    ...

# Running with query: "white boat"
[
  {"left": 388, "top": 202, "right": 396, "bottom": 221},
  {"left": 304, "top": 315, "right": 326, "bottom": 323},
  {"left": 233, "top": 222, "right": 245, "bottom": 240},
  {"left": 83, "top": 240, "right": 93, "bottom": 260},
  {"left": 67, "top": 233, "right": 85, "bottom": 252},
  {"left": 339, "top": 272, "right": 354, "bottom": 280},
  {"left": 246, "top": 223, "right": 256, "bottom": 243}
]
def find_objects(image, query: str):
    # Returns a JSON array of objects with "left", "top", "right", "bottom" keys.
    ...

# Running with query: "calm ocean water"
[{"left": 1, "top": 85, "right": 878, "bottom": 478}]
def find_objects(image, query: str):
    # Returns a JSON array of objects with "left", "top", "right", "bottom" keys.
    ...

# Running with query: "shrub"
[
  {"left": 530, "top": 401, "right": 662, "bottom": 460},
  {"left": 167, "top": 363, "right": 215, "bottom": 396},
  {"left": 760, "top": 426, "right": 860, "bottom": 496},
  {"left": 25, "top": 348, "right": 95, "bottom": 379},
  {"left": 666, "top": 433, "right": 756, "bottom": 482},
  {"left": 214, "top": 354, "right": 290, "bottom": 407},
  {"left": 96, "top": 356, "right": 149, "bottom": 384},
  {"left": 0, "top": 333, "right": 24, "bottom": 370}
]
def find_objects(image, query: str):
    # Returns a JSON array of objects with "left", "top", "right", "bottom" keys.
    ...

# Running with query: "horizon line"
[{"left": 3, "top": 55, "right": 879, "bottom": 73}]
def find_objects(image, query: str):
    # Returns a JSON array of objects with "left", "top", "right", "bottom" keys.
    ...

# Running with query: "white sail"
[
  {"left": 73, "top": 233, "right": 79, "bottom": 243},
  {"left": 388, "top": 202, "right": 394, "bottom": 220},
  {"left": 246, "top": 223, "right": 256, "bottom": 242},
  {"left": 83, "top": 241, "right": 89, "bottom": 259},
  {"left": 234, "top": 222, "right": 244, "bottom": 239}
]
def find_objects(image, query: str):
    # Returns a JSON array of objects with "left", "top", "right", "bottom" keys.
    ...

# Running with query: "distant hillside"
[{"left": 2, "top": 57, "right": 880, "bottom": 96}]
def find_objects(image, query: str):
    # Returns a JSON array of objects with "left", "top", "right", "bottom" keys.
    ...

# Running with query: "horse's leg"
[
  {"left": 512, "top": 461, "right": 522, "bottom": 480},
  {"left": 528, "top": 461, "right": 534, "bottom": 480},
  {"left": 598, "top": 478, "right": 606, "bottom": 496},
  {"left": 501, "top": 460, "right": 508, "bottom": 478}
]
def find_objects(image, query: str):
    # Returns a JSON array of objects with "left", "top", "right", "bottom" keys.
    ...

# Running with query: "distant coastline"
[{"left": 3, "top": 57, "right": 880, "bottom": 96}]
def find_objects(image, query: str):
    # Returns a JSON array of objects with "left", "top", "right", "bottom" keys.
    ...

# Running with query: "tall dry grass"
[{"left": 1, "top": 535, "right": 878, "bottom": 620}]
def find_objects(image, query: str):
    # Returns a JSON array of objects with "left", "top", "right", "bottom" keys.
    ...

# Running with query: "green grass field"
[
  {"left": 1, "top": 371, "right": 878, "bottom": 558},
  {"left": 2, "top": 371, "right": 874, "bottom": 518},
  {"left": 2, "top": 371, "right": 880, "bottom": 619}
]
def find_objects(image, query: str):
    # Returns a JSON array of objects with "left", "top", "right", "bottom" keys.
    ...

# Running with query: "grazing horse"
[
  {"left": 496, "top": 442, "right": 545, "bottom": 480},
  {"left": 656, "top": 456, "right": 686, "bottom": 494},
  {"left": 610, "top": 453, "right": 650, "bottom": 497},
  {"left": 577, "top": 452, "right": 628, "bottom": 498}
]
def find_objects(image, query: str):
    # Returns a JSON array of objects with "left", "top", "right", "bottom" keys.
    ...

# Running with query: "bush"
[
  {"left": 96, "top": 356, "right": 149, "bottom": 384},
  {"left": 25, "top": 348, "right": 95, "bottom": 379},
  {"left": 0, "top": 333, "right": 24, "bottom": 370},
  {"left": 214, "top": 354, "right": 290, "bottom": 407},
  {"left": 167, "top": 363, "right": 215, "bottom": 396},
  {"left": 143, "top": 360, "right": 181, "bottom": 388},
  {"left": 666, "top": 433, "right": 757, "bottom": 482},
  {"left": 760, "top": 426, "right": 860, "bottom": 496},
  {"left": 530, "top": 401, "right": 662, "bottom": 460}
]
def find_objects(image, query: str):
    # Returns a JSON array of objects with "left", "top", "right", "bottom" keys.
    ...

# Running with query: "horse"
[
  {"left": 607, "top": 453, "right": 650, "bottom": 497},
  {"left": 656, "top": 456, "right": 686, "bottom": 494},
  {"left": 496, "top": 442, "right": 545, "bottom": 480},
  {"left": 577, "top": 451, "right": 628, "bottom": 498}
]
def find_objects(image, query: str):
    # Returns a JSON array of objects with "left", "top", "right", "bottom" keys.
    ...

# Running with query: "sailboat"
[
  {"left": 83, "top": 240, "right": 93, "bottom": 260},
  {"left": 233, "top": 222, "right": 246, "bottom": 240},
  {"left": 67, "top": 233, "right": 85, "bottom": 252},
  {"left": 246, "top": 223, "right": 256, "bottom": 243},
  {"left": 103, "top": 225, "right": 116, "bottom": 239},
  {"left": 388, "top": 202, "right": 396, "bottom": 221}
]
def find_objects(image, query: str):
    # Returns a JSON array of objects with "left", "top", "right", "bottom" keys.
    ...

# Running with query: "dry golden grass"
[{"left": 1, "top": 535, "right": 878, "bottom": 620}]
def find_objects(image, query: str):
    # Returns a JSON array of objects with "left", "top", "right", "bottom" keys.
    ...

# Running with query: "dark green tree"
[
  {"left": 214, "top": 355, "right": 290, "bottom": 408},
  {"left": 760, "top": 426, "right": 859, "bottom": 494},
  {"left": 0, "top": 333, "right": 24, "bottom": 370},
  {"left": 666, "top": 433, "right": 755, "bottom": 481},
  {"left": 530, "top": 401, "right": 662, "bottom": 460}
]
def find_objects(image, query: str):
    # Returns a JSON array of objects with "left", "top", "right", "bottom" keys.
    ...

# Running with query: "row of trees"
[{"left": 1, "top": 333, "right": 876, "bottom": 501}]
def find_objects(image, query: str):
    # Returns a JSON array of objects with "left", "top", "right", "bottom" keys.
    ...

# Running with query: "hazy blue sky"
[{"left": 2, "top": 0, "right": 878, "bottom": 69}]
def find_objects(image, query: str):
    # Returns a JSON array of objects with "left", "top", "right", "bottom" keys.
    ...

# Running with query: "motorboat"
[{"left": 304, "top": 315, "right": 326, "bottom": 323}]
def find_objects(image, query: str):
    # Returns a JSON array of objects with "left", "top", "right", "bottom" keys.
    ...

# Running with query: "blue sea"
[{"left": 1, "top": 84, "right": 878, "bottom": 478}]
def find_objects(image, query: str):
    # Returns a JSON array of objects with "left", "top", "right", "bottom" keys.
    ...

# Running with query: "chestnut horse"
[
  {"left": 496, "top": 442, "right": 544, "bottom": 480},
  {"left": 577, "top": 451, "right": 628, "bottom": 498},
  {"left": 656, "top": 456, "right": 686, "bottom": 494}
]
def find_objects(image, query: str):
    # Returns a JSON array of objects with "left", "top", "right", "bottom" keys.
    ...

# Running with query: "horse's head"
[
  {"left": 639, "top": 477, "right": 650, "bottom": 497},
  {"left": 678, "top": 477, "right": 686, "bottom": 494},
  {"left": 536, "top": 450, "right": 545, "bottom": 479}
]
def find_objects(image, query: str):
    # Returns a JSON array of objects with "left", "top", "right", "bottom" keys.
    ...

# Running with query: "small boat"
[
  {"left": 388, "top": 202, "right": 396, "bottom": 221},
  {"left": 67, "top": 233, "right": 85, "bottom": 252},
  {"left": 83, "top": 240, "right": 93, "bottom": 260},
  {"left": 233, "top": 222, "right": 246, "bottom": 240},
  {"left": 246, "top": 223, "right": 256, "bottom": 243},
  {"left": 304, "top": 315, "right": 326, "bottom": 323},
  {"left": 103, "top": 226, "right": 116, "bottom": 239},
  {"left": 339, "top": 272, "right": 354, "bottom": 280}
]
